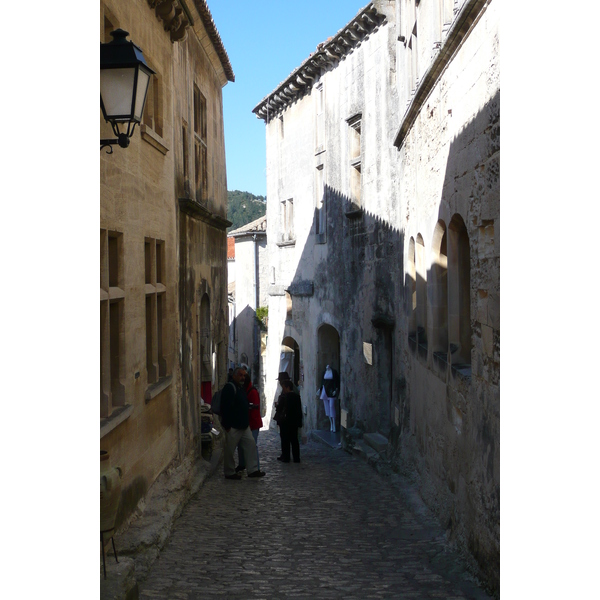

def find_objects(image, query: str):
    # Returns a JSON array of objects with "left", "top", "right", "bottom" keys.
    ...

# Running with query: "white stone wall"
[
  {"left": 233, "top": 237, "right": 257, "bottom": 370},
  {"left": 264, "top": 3, "right": 398, "bottom": 431}
]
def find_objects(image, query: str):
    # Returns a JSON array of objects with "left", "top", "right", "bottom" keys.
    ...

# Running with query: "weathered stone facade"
[
  {"left": 254, "top": 0, "right": 499, "bottom": 594},
  {"left": 100, "top": 0, "right": 233, "bottom": 529}
]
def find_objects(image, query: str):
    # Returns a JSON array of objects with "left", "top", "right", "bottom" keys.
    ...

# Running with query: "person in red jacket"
[{"left": 236, "top": 373, "right": 264, "bottom": 473}]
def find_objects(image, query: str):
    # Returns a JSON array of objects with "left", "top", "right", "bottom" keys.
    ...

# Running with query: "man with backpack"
[{"left": 220, "top": 366, "right": 266, "bottom": 480}]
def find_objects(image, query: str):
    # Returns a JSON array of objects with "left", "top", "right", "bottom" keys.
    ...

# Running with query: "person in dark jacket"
[
  {"left": 221, "top": 367, "right": 265, "bottom": 480},
  {"left": 277, "top": 379, "right": 303, "bottom": 463}
]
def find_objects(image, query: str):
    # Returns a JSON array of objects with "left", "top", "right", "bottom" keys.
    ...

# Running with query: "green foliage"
[
  {"left": 255, "top": 306, "right": 268, "bottom": 331},
  {"left": 227, "top": 190, "right": 266, "bottom": 231}
]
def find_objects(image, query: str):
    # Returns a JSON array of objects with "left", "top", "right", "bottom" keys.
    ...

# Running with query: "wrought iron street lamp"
[{"left": 100, "top": 29, "right": 155, "bottom": 153}]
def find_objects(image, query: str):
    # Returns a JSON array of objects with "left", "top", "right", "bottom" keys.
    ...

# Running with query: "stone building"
[
  {"left": 253, "top": 0, "right": 499, "bottom": 593},
  {"left": 227, "top": 215, "right": 269, "bottom": 396},
  {"left": 100, "top": 0, "right": 233, "bottom": 528}
]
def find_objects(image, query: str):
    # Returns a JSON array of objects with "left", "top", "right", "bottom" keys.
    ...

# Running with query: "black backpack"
[{"left": 211, "top": 381, "right": 235, "bottom": 416}]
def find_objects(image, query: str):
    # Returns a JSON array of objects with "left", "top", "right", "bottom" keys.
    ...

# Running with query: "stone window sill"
[
  {"left": 276, "top": 239, "right": 296, "bottom": 248},
  {"left": 141, "top": 125, "right": 169, "bottom": 155},
  {"left": 451, "top": 364, "right": 472, "bottom": 382},
  {"left": 145, "top": 375, "right": 173, "bottom": 403},
  {"left": 100, "top": 404, "right": 133, "bottom": 439}
]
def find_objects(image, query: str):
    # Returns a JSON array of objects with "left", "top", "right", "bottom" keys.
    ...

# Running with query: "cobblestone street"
[{"left": 138, "top": 429, "right": 493, "bottom": 600}]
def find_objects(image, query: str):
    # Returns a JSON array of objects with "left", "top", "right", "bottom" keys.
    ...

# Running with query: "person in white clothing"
[{"left": 318, "top": 365, "right": 340, "bottom": 432}]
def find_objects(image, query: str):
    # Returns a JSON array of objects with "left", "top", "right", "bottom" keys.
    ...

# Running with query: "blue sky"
[{"left": 208, "top": 0, "right": 370, "bottom": 197}]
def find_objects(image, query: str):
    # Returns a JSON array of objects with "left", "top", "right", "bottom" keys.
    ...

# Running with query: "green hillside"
[{"left": 227, "top": 190, "right": 266, "bottom": 231}]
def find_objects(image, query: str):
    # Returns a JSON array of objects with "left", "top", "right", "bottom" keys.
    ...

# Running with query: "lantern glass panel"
[
  {"left": 134, "top": 69, "right": 151, "bottom": 122},
  {"left": 101, "top": 68, "right": 136, "bottom": 120}
]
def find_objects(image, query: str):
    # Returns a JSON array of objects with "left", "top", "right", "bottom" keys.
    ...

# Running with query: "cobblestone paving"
[{"left": 139, "top": 430, "right": 493, "bottom": 600}]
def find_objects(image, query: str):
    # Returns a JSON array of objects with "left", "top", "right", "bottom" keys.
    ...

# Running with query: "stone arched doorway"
[{"left": 316, "top": 324, "right": 340, "bottom": 434}]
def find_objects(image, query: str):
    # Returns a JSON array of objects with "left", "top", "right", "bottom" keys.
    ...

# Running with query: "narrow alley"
[{"left": 137, "top": 430, "right": 493, "bottom": 600}]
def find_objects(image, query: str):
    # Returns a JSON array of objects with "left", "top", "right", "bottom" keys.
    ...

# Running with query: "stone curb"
[{"left": 100, "top": 447, "right": 223, "bottom": 600}]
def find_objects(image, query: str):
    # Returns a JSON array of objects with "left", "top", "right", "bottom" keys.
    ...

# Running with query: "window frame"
[
  {"left": 100, "top": 229, "right": 125, "bottom": 418},
  {"left": 193, "top": 85, "right": 208, "bottom": 203}
]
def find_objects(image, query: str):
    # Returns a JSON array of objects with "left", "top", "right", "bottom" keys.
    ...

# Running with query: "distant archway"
[{"left": 280, "top": 336, "right": 300, "bottom": 386}]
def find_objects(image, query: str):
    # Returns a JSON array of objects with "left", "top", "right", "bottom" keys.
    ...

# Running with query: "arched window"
[
  {"left": 285, "top": 291, "right": 293, "bottom": 321},
  {"left": 415, "top": 234, "right": 427, "bottom": 357},
  {"left": 448, "top": 214, "right": 471, "bottom": 374},
  {"left": 406, "top": 237, "right": 417, "bottom": 351},
  {"left": 431, "top": 221, "right": 448, "bottom": 365}
]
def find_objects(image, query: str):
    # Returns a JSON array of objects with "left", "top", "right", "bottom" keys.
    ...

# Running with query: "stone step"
[
  {"left": 352, "top": 439, "right": 379, "bottom": 461},
  {"left": 363, "top": 432, "right": 389, "bottom": 454}
]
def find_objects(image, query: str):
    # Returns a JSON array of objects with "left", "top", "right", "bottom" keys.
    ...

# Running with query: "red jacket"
[{"left": 245, "top": 382, "right": 263, "bottom": 431}]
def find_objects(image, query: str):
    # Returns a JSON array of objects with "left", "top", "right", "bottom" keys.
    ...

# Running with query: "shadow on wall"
[
  {"left": 287, "top": 181, "right": 405, "bottom": 437},
  {"left": 401, "top": 88, "right": 500, "bottom": 594},
  {"left": 280, "top": 89, "right": 500, "bottom": 596}
]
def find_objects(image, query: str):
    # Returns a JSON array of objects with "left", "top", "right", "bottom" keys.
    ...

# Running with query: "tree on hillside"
[{"left": 227, "top": 190, "right": 266, "bottom": 231}]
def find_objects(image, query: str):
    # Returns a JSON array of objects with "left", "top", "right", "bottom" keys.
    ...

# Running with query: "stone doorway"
[
  {"left": 316, "top": 324, "right": 341, "bottom": 442},
  {"left": 280, "top": 336, "right": 300, "bottom": 386}
]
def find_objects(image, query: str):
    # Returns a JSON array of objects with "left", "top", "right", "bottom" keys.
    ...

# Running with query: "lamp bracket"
[{"left": 101, "top": 134, "right": 131, "bottom": 153}]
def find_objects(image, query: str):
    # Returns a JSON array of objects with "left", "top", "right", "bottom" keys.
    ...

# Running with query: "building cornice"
[
  {"left": 147, "top": 0, "right": 234, "bottom": 82},
  {"left": 179, "top": 198, "right": 232, "bottom": 230},
  {"left": 393, "top": 0, "right": 491, "bottom": 149},
  {"left": 252, "top": 3, "right": 386, "bottom": 122},
  {"left": 229, "top": 215, "right": 267, "bottom": 237},
  {"left": 231, "top": 231, "right": 267, "bottom": 240},
  {"left": 188, "top": 0, "right": 235, "bottom": 82}
]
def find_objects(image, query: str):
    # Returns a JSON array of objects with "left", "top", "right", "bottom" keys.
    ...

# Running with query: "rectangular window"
[
  {"left": 194, "top": 85, "right": 208, "bottom": 202},
  {"left": 156, "top": 240, "right": 164, "bottom": 284},
  {"left": 442, "top": 0, "right": 454, "bottom": 36},
  {"left": 143, "top": 74, "right": 163, "bottom": 138},
  {"left": 315, "top": 165, "right": 326, "bottom": 239},
  {"left": 347, "top": 114, "right": 362, "bottom": 209},
  {"left": 410, "top": 22, "right": 418, "bottom": 94},
  {"left": 145, "top": 237, "right": 167, "bottom": 385},
  {"left": 182, "top": 122, "right": 189, "bottom": 184},
  {"left": 316, "top": 83, "right": 324, "bottom": 150},
  {"left": 100, "top": 229, "right": 125, "bottom": 418},
  {"left": 280, "top": 198, "right": 295, "bottom": 242},
  {"left": 146, "top": 295, "right": 157, "bottom": 383}
]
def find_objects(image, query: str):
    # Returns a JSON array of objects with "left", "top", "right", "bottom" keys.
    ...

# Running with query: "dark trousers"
[{"left": 280, "top": 423, "right": 300, "bottom": 462}]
